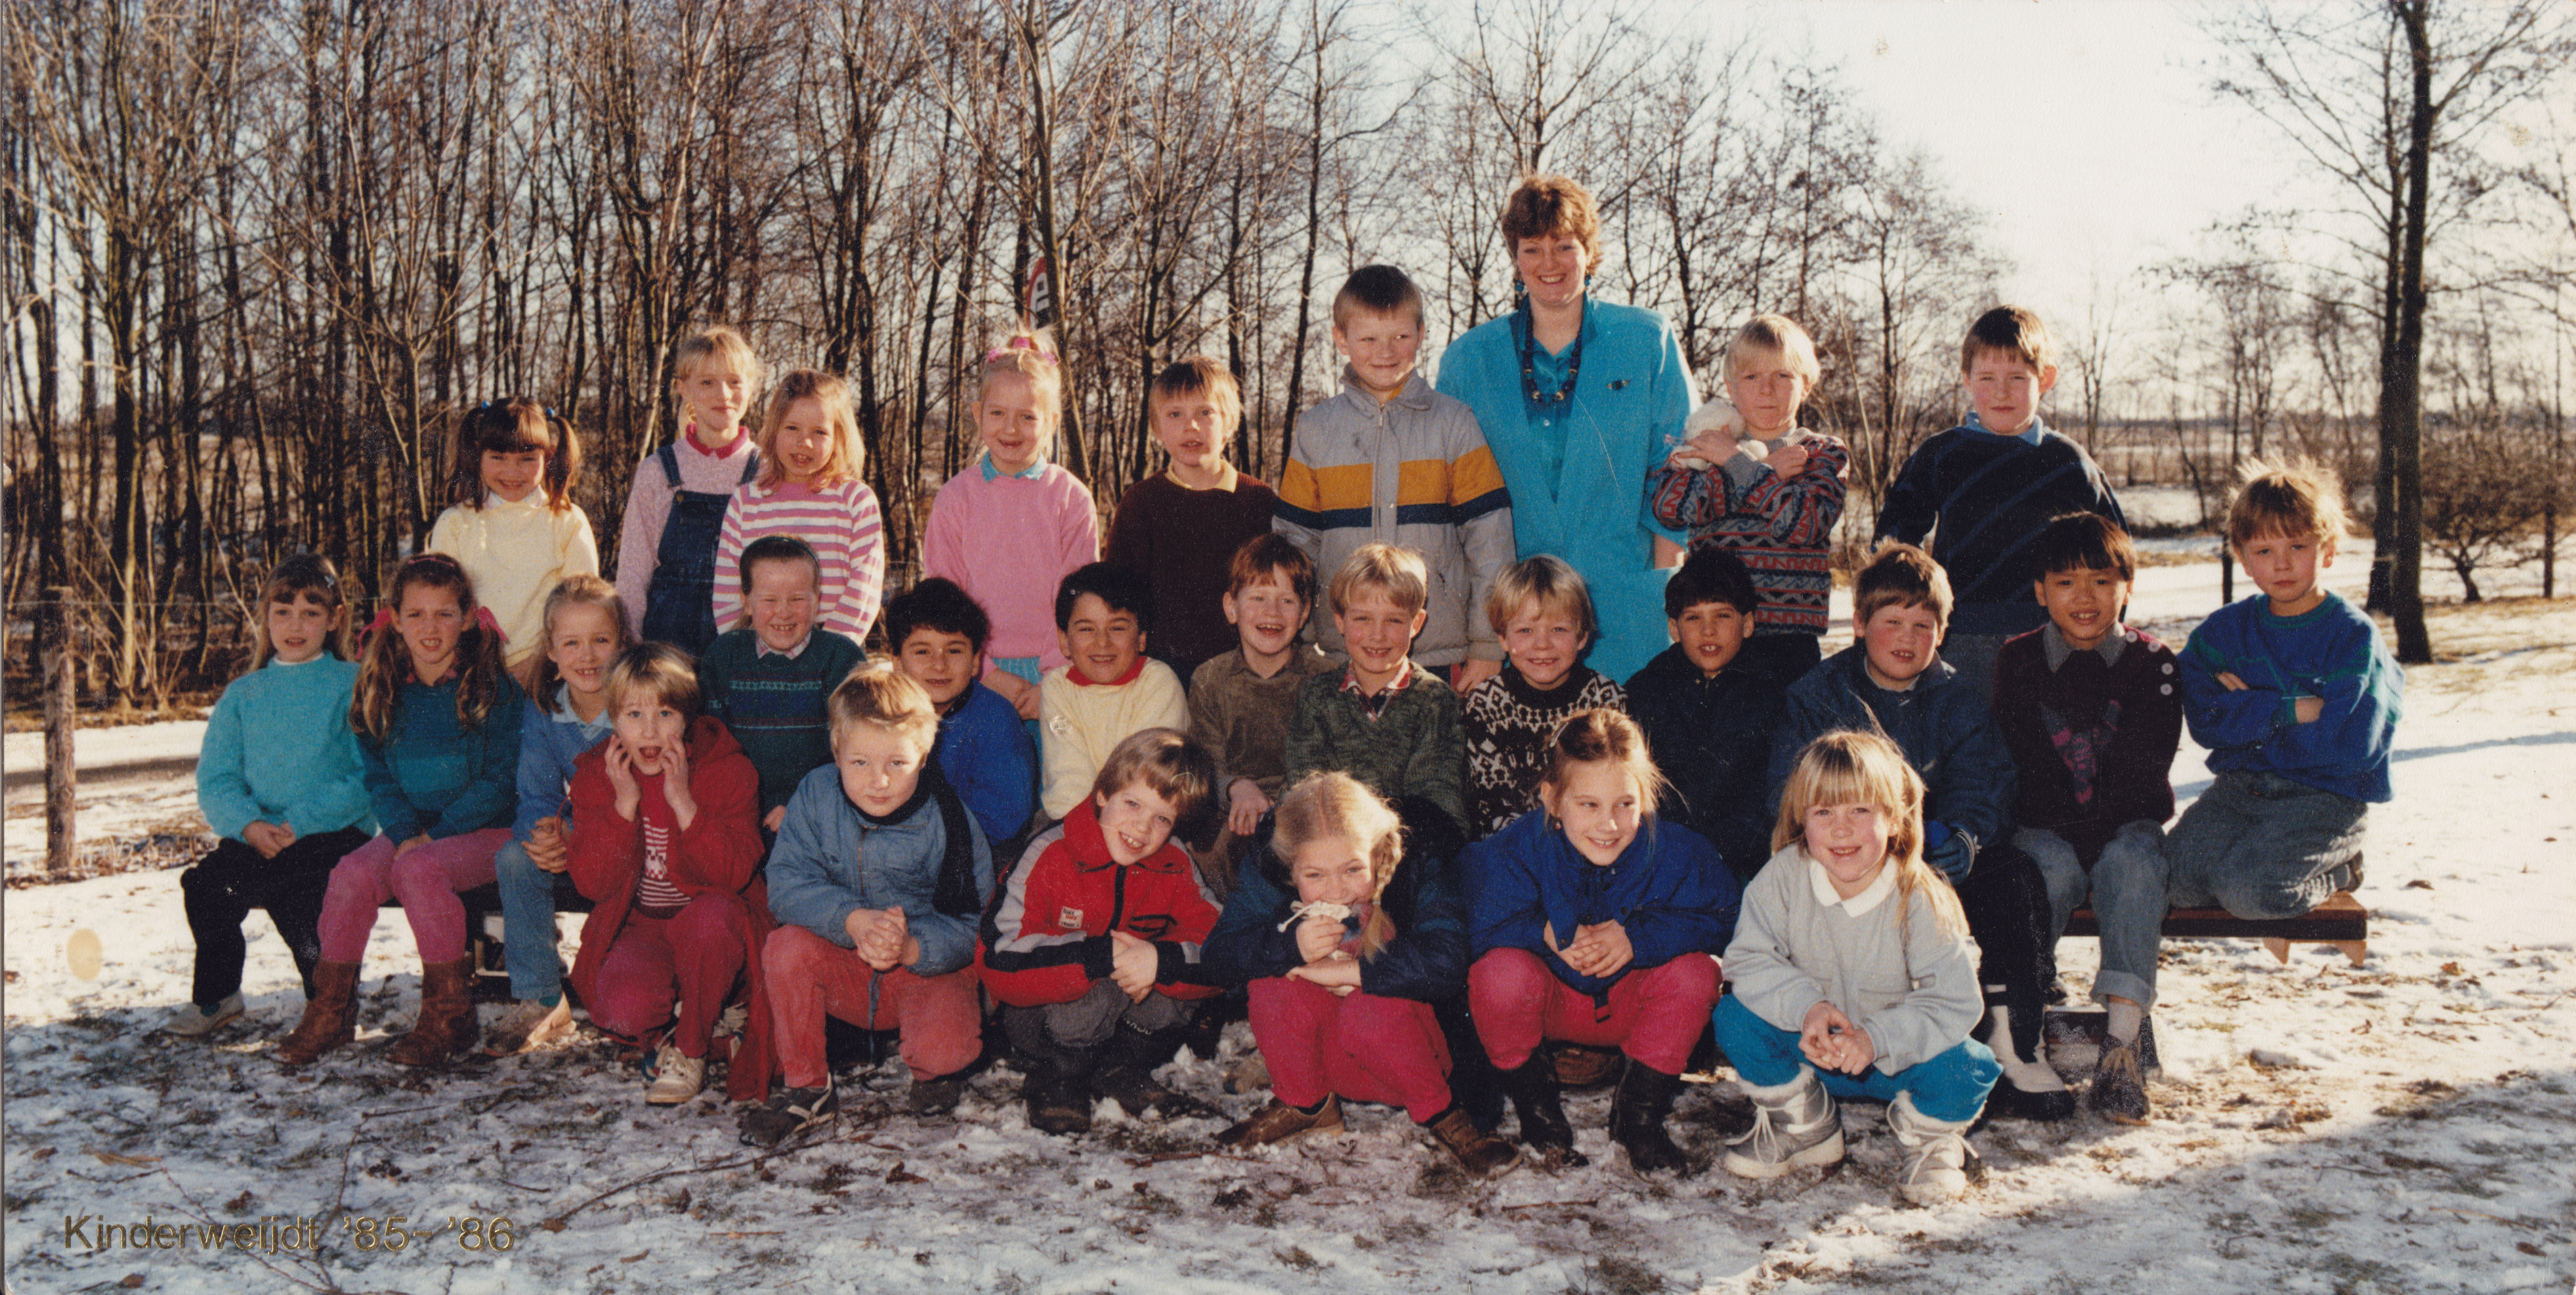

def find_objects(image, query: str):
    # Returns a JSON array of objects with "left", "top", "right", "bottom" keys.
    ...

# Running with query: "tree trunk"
[{"left": 2387, "top": 1, "right": 2434, "bottom": 664}]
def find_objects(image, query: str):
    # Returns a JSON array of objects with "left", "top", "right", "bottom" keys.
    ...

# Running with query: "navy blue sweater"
[
  {"left": 1625, "top": 645, "right": 1785, "bottom": 883},
  {"left": 1874, "top": 418, "right": 2125, "bottom": 636}
]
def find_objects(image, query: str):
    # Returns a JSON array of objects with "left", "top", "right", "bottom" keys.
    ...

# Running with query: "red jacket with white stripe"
[{"left": 977, "top": 796, "right": 1223, "bottom": 1007}]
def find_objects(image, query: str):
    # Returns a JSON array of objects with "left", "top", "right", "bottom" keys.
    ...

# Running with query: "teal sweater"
[
  {"left": 1283, "top": 663, "right": 1467, "bottom": 836},
  {"left": 195, "top": 656, "right": 375, "bottom": 841},
  {"left": 697, "top": 627, "right": 868, "bottom": 815},
  {"left": 358, "top": 671, "right": 526, "bottom": 841}
]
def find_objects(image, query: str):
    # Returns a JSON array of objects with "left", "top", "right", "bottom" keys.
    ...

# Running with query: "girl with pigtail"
[
  {"left": 427, "top": 398, "right": 598, "bottom": 670},
  {"left": 276, "top": 554, "right": 526, "bottom": 1069},
  {"left": 921, "top": 327, "right": 1100, "bottom": 722},
  {"left": 1200, "top": 773, "right": 1521, "bottom": 1178}
]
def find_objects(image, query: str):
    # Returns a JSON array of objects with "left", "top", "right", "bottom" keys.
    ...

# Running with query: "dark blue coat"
[
  {"left": 1625, "top": 644, "right": 1784, "bottom": 883},
  {"left": 1767, "top": 645, "right": 2017, "bottom": 879},
  {"left": 1202, "top": 801, "right": 1470, "bottom": 1004},
  {"left": 1461, "top": 809, "right": 1740, "bottom": 1002}
]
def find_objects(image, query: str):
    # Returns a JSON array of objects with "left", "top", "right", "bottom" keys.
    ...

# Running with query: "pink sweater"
[
  {"left": 921, "top": 459, "right": 1099, "bottom": 671},
  {"left": 710, "top": 477, "right": 886, "bottom": 644},
  {"left": 612, "top": 429, "right": 759, "bottom": 640}
]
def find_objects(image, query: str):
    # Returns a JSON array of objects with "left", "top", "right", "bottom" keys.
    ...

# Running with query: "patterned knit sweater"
[
  {"left": 1644, "top": 431, "right": 1849, "bottom": 637},
  {"left": 1992, "top": 623, "right": 2182, "bottom": 863},
  {"left": 695, "top": 627, "right": 868, "bottom": 815},
  {"left": 1461, "top": 664, "right": 1626, "bottom": 838},
  {"left": 1284, "top": 662, "right": 1467, "bottom": 838}
]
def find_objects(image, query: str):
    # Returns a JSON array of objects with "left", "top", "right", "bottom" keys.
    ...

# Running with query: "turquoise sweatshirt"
[
  {"left": 358, "top": 671, "right": 526, "bottom": 841},
  {"left": 195, "top": 656, "right": 376, "bottom": 841}
]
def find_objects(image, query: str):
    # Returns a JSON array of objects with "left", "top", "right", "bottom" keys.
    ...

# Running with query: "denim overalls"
[{"left": 639, "top": 442, "right": 761, "bottom": 653}]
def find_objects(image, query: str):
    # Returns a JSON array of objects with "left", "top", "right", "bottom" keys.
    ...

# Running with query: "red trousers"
[
  {"left": 1467, "top": 948, "right": 1719, "bottom": 1076},
  {"left": 588, "top": 895, "right": 751, "bottom": 1060},
  {"left": 1248, "top": 977, "right": 1452, "bottom": 1122},
  {"left": 763, "top": 924, "right": 982, "bottom": 1088}
]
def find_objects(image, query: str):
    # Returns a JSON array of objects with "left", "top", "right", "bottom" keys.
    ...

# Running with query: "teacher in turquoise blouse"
[{"left": 1435, "top": 175, "right": 1698, "bottom": 685}]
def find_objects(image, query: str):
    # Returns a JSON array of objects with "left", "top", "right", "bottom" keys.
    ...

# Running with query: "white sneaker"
[
  {"left": 164, "top": 994, "right": 245, "bottom": 1038},
  {"left": 645, "top": 1043, "right": 705, "bottom": 1105}
]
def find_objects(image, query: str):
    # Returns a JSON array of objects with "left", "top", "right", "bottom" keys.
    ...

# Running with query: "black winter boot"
[
  {"left": 1496, "top": 1049, "right": 1586, "bottom": 1166},
  {"left": 1091, "top": 1025, "right": 1213, "bottom": 1120},
  {"left": 1608, "top": 1060, "right": 1693, "bottom": 1175}
]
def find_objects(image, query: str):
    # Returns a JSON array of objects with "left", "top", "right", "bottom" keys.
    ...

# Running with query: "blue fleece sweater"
[
  {"left": 195, "top": 656, "right": 375, "bottom": 842},
  {"left": 935, "top": 679, "right": 1038, "bottom": 847},
  {"left": 511, "top": 685, "right": 614, "bottom": 841},
  {"left": 765, "top": 765, "right": 995, "bottom": 977},
  {"left": 358, "top": 672, "right": 525, "bottom": 842},
  {"left": 2180, "top": 592, "right": 2401, "bottom": 803},
  {"left": 1768, "top": 646, "right": 2017, "bottom": 880},
  {"left": 1461, "top": 809, "right": 1740, "bottom": 1002}
]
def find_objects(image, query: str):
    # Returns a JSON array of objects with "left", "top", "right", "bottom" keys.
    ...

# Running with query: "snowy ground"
[{"left": 5, "top": 555, "right": 2573, "bottom": 1294}]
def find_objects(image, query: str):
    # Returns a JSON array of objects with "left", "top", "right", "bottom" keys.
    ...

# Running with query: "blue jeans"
[
  {"left": 494, "top": 841, "right": 568, "bottom": 1002},
  {"left": 2018, "top": 821, "right": 2167, "bottom": 1008},
  {"left": 1713, "top": 995, "right": 1999, "bottom": 1123}
]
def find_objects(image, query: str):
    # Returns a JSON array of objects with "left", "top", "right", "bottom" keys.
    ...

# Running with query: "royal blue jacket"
[
  {"left": 1462, "top": 809, "right": 1739, "bottom": 1002},
  {"left": 2180, "top": 593, "right": 2401, "bottom": 803},
  {"left": 1768, "top": 645, "right": 2016, "bottom": 880},
  {"left": 935, "top": 679, "right": 1038, "bottom": 848}
]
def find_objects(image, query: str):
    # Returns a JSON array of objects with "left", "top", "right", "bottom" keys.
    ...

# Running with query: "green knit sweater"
[{"left": 1282, "top": 662, "right": 1466, "bottom": 836}]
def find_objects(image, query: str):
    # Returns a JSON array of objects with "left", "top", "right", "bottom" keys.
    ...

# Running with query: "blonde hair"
[
  {"left": 350, "top": 555, "right": 510, "bottom": 744},
  {"left": 1771, "top": 731, "right": 1966, "bottom": 941},
  {"left": 1483, "top": 553, "right": 1595, "bottom": 643},
  {"left": 977, "top": 325, "right": 1064, "bottom": 457},
  {"left": 2227, "top": 457, "right": 2349, "bottom": 551},
  {"left": 1854, "top": 543, "right": 1954, "bottom": 634},
  {"left": 1271, "top": 772, "right": 1405, "bottom": 960},
  {"left": 523, "top": 575, "right": 631, "bottom": 715},
  {"left": 605, "top": 642, "right": 705, "bottom": 722},
  {"left": 1538, "top": 708, "right": 1670, "bottom": 826},
  {"left": 755, "top": 369, "right": 864, "bottom": 490},
  {"left": 826, "top": 662, "right": 939, "bottom": 752},
  {"left": 672, "top": 324, "right": 767, "bottom": 423},
  {"left": 1149, "top": 356, "right": 1242, "bottom": 442},
  {"left": 1326, "top": 542, "right": 1429, "bottom": 617},
  {"left": 248, "top": 554, "right": 352, "bottom": 669},
  {"left": 1727, "top": 314, "right": 1823, "bottom": 389},
  {"left": 1500, "top": 174, "right": 1602, "bottom": 262}
]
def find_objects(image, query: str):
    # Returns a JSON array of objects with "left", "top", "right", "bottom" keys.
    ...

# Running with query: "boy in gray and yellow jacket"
[{"left": 1274, "top": 265, "right": 1513, "bottom": 687}]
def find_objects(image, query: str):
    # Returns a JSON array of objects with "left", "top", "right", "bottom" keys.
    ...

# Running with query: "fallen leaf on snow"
[{"left": 88, "top": 1149, "right": 160, "bottom": 1166}]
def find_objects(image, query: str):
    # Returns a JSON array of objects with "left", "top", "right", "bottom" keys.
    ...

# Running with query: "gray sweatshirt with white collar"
[{"left": 1722, "top": 844, "right": 1984, "bottom": 1076}]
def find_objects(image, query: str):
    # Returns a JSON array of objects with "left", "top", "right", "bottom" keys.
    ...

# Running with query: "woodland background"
[{"left": 6, "top": 0, "right": 2574, "bottom": 712}]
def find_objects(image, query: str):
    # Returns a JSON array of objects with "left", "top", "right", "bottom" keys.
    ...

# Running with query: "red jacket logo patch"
[{"left": 1057, "top": 906, "right": 1084, "bottom": 930}]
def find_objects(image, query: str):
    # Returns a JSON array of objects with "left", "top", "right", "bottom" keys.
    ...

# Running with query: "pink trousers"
[
  {"left": 587, "top": 896, "right": 753, "bottom": 1059},
  {"left": 1248, "top": 977, "right": 1453, "bottom": 1122},
  {"left": 763, "top": 924, "right": 982, "bottom": 1088},
  {"left": 316, "top": 829, "right": 509, "bottom": 964},
  {"left": 1467, "top": 948, "right": 1719, "bottom": 1076}
]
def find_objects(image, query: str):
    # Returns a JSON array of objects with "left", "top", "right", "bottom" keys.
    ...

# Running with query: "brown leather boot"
[
  {"left": 274, "top": 960, "right": 361, "bottom": 1067},
  {"left": 386, "top": 958, "right": 476, "bottom": 1067}
]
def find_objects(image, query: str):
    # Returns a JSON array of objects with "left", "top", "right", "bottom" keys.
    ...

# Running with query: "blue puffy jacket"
[{"left": 1461, "top": 809, "right": 1740, "bottom": 1003}]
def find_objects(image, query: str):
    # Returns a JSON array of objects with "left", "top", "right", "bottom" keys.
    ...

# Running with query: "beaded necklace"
[{"left": 1511, "top": 293, "right": 1586, "bottom": 413}]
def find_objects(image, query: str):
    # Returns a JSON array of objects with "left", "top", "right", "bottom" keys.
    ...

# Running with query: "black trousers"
[
  {"left": 1952, "top": 844, "right": 2056, "bottom": 1059},
  {"left": 180, "top": 827, "right": 371, "bottom": 1006}
]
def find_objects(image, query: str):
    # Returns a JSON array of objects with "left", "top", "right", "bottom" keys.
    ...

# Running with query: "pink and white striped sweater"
[{"left": 710, "top": 477, "right": 887, "bottom": 645}]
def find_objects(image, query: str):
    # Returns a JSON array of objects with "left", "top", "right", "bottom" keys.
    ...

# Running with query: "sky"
[{"left": 1629, "top": 0, "right": 2342, "bottom": 324}]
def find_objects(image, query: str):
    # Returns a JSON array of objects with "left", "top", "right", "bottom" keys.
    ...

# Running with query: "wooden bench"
[
  {"left": 2063, "top": 890, "right": 2370, "bottom": 967},
  {"left": 385, "top": 878, "right": 595, "bottom": 1002}
]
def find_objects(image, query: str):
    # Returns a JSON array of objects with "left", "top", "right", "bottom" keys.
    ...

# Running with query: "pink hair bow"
[
  {"left": 473, "top": 605, "right": 505, "bottom": 644},
  {"left": 984, "top": 336, "right": 1059, "bottom": 365}
]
